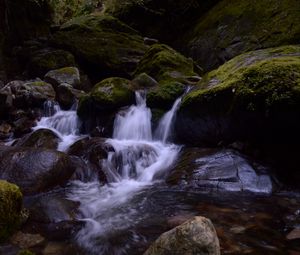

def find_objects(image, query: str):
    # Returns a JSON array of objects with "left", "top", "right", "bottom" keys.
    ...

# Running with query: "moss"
[
  {"left": 29, "top": 81, "right": 49, "bottom": 86},
  {"left": 52, "top": 14, "right": 147, "bottom": 78},
  {"left": 28, "top": 49, "right": 75, "bottom": 77},
  {"left": 18, "top": 250, "right": 35, "bottom": 255},
  {"left": 134, "top": 44, "right": 196, "bottom": 82},
  {"left": 0, "top": 180, "right": 23, "bottom": 242},
  {"left": 183, "top": 0, "right": 300, "bottom": 71},
  {"left": 56, "top": 67, "right": 78, "bottom": 75},
  {"left": 181, "top": 45, "right": 300, "bottom": 116}
]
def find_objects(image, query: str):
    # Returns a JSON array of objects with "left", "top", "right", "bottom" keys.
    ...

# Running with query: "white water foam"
[
  {"left": 34, "top": 101, "right": 82, "bottom": 151},
  {"left": 68, "top": 91, "right": 183, "bottom": 254}
]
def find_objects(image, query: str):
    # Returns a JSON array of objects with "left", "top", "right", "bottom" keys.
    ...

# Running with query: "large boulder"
[
  {"left": 181, "top": 0, "right": 300, "bottom": 71},
  {"left": 104, "top": 0, "right": 220, "bottom": 44},
  {"left": 144, "top": 216, "right": 220, "bottom": 255},
  {"left": 167, "top": 148, "right": 273, "bottom": 194},
  {"left": 0, "top": 79, "right": 55, "bottom": 109},
  {"left": 45, "top": 67, "right": 81, "bottom": 89},
  {"left": 52, "top": 14, "right": 148, "bottom": 79},
  {"left": 77, "top": 77, "right": 135, "bottom": 135},
  {"left": 0, "top": 180, "right": 23, "bottom": 242},
  {"left": 0, "top": 146, "right": 76, "bottom": 195},
  {"left": 134, "top": 44, "right": 199, "bottom": 109},
  {"left": 176, "top": 45, "right": 300, "bottom": 184},
  {"left": 14, "top": 129, "right": 61, "bottom": 150}
]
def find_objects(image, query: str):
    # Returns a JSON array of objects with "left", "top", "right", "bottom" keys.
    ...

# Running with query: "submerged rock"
[
  {"left": 0, "top": 180, "right": 23, "bottom": 242},
  {"left": 0, "top": 146, "right": 76, "bottom": 194},
  {"left": 167, "top": 148, "right": 273, "bottom": 194},
  {"left": 144, "top": 216, "right": 220, "bottom": 255}
]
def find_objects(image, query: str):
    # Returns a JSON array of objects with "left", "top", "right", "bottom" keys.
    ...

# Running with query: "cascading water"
[
  {"left": 34, "top": 101, "right": 82, "bottom": 151},
  {"left": 68, "top": 91, "right": 183, "bottom": 254}
]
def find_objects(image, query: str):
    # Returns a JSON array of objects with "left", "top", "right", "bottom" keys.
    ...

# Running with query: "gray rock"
[
  {"left": 45, "top": 67, "right": 80, "bottom": 89},
  {"left": 144, "top": 216, "right": 220, "bottom": 255},
  {"left": 167, "top": 148, "right": 273, "bottom": 194}
]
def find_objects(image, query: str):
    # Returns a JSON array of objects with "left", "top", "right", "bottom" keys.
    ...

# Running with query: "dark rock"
[
  {"left": 0, "top": 146, "right": 76, "bottom": 195},
  {"left": 181, "top": 0, "right": 300, "bottom": 71},
  {"left": 68, "top": 137, "right": 114, "bottom": 183},
  {"left": 132, "top": 73, "right": 158, "bottom": 89},
  {"left": 52, "top": 14, "right": 148, "bottom": 80},
  {"left": 56, "top": 83, "right": 85, "bottom": 110},
  {"left": 27, "top": 48, "right": 75, "bottom": 78},
  {"left": 176, "top": 45, "right": 300, "bottom": 184},
  {"left": 77, "top": 77, "right": 135, "bottom": 135},
  {"left": 167, "top": 148, "right": 274, "bottom": 194},
  {"left": 13, "top": 117, "right": 36, "bottom": 137},
  {"left": 44, "top": 67, "right": 80, "bottom": 89},
  {"left": 14, "top": 129, "right": 61, "bottom": 150}
]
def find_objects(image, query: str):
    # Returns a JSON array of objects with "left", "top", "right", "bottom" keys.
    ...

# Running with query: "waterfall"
[
  {"left": 34, "top": 102, "right": 82, "bottom": 151},
  {"left": 68, "top": 91, "right": 183, "bottom": 254}
]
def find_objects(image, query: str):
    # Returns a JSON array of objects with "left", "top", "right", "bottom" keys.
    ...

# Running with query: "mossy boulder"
[
  {"left": 104, "top": 0, "right": 220, "bottom": 44},
  {"left": 78, "top": 77, "right": 134, "bottom": 135},
  {"left": 134, "top": 44, "right": 198, "bottom": 109},
  {"left": 27, "top": 49, "right": 76, "bottom": 78},
  {"left": 52, "top": 14, "right": 148, "bottom": 79},
  {"left": 176, "top": 45, "right": 300, "bottom": 183},
  {"left": 0, "top": 180, "right": 23, "bottom": 242},
  {"left": 181, "top": 0, "right": 300, "bottom": 71},
  {"left": 44, "top": 67, "right": 81, "bottom": 89}
]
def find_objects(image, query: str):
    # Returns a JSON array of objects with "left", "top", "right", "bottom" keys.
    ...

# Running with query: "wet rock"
[
  {"left": 0, "top": 180, "right": 23, "bottom": 242},
  {"left": 0, "top": 146, "right": 76, "bottom": 194},
  {"left": 167, "top": 148, "right": 273, "bottom": 194},
  {"left": 77, "top": 77, "right": 135, "bottom": 135},
  {"left": 10, "top": 232, "right": 45, "bottom": 249},
  {"left": 144, "top": 216, "right": 220, "bottom": 255},
  {"left": 44, "top": 67, "right": 80, "bottom": 89},
  {"left": 176, "top": 45, "right": 300, "bottom": 185},
  {"left": 15, "top": 129, "right": 61, "bottom": 150},
  {"left": 56, "top": 83, "right": 85, "bottom": 110},
  {"left": 68, "top": 137, "right": 114, "bottom": 182},
  {"left": 287, "top": 229, "right": 300, "bottom": 240},
  {"left": 0, "top": 123, "right": 13, "bottom": 140},
  {"left": 52, "top": 14, "right": 148, "bottom": 79},
  {"left": 132, "top": 73, "right": 158, "bottom": 89},
  {"left": 13, "top": 117, "right": 36, "bottom": 137}
]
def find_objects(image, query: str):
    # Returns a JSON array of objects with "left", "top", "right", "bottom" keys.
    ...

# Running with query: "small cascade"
[
  {"left": 154, "top": 97, "right": 182, "bottom": 143},
  {"left": 69, "top": 90, "right": 184, "bottom": 254},
  {"left": 34, "top": 102, "right": 82, "bottom": 151}
]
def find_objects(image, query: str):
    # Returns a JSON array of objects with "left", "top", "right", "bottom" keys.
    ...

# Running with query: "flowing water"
[
  {"left": 34, "top": 101, "right": 82, "bottom": 151},
  {"left": 67, "top": 91, "right": 182, "bottom": 254}
]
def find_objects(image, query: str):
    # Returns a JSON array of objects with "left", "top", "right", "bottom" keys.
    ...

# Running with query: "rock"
[
  {"left": 134, "top": 44, "right": 198, "bottom": 109},
  {"left": 104, "top": 0, "right": 220, "bottom": 44},
  {"left": 15, "top": 129, "right": 61, "bottom": 150},
  {"left": 0, "top": 180, "right": 23, "bottom": 242},
  {"left": 13, "top": 117, "right": 37, "bottom": 137},
  {"left": 181, "top": 0, "right": 300, "bottom": 71},
  {"left": 143, "top": 216, "right": 220, "bottom": 255},
  {"left": 132, "top": 73, "right": 158, "bottom": 89},
  {"left": 0, "top": 123, "right": 13, "bottom": 139},
  {"left": 27, "top": 48, "right": 76, "bottom": 78},
  {"left": 52, "top": 14, "right": 148, "bottom": 79},
  {"left": 1, "top": 79, "right": 55, "bottom": 109},
  {"left": 77, "top": 77, "right": 135, "bottom": 135},
  {"left": 230, "top": 226, "right": 246, "bottom": 234},
  {"left": 176, "top": 45, "right": 300, "bottom": 184},
  {"left": 56, "top": 83, "right": 85, "bottom": 110},
  {"left": 10, "top": 232, "right": 45, "bottom": 249},
  {"left": 167, "top": 148, "right": 273, "bottom": 194},
  {"left": 68, "top": 137, "right": 114, "bottom": 182},
  {"left": 44, "top": 67, "right": 80, "bottom": 89},
  {"left": 0, "top": 146, "right": 76, "bottom": 195},
  {"left": 287, "top": 228, "right": 300, "bottom": 240}
]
